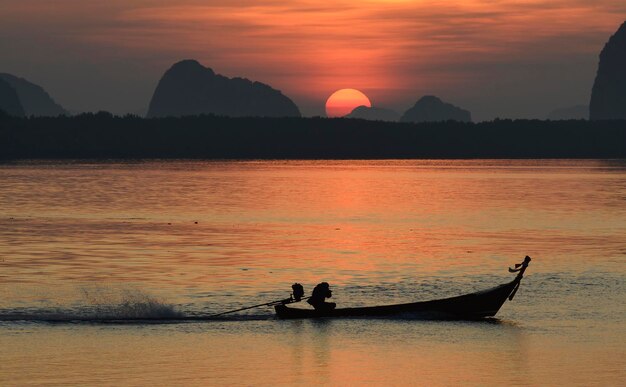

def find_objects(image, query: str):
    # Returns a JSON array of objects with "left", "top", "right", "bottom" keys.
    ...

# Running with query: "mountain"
[
  {"left": 400, "top": 96, "right": 471, "bottom": 123},
  {"left": 590, "top": 21, "right": 626, "bottom": 120},
  {"left": 147, "top": 60, "right": 301, "bottom": 118},
  {"left": 346, "top": 105, "right": 400, "bottom": 121},
  {"left": 0, "top": 73, "right": 67, "bottom": 116},
  {"left": 547, "top": 105, "right": 588, "bottom": 120},
  {"left": 0, "top": 78, "right": 25, "bottom": 117}
]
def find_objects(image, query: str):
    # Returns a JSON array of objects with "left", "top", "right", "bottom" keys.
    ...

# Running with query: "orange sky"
[{"left": 0, "top": 1, "right": 624, "bottom": 119}]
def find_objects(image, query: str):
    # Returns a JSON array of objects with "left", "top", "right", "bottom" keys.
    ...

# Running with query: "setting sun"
[{"left": 325, "top": 89, "right": 372, "bottom": 117}]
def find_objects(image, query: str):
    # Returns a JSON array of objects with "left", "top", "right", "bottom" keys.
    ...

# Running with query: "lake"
[{"left": 0, "top": 160, "right": 624, "bottom": 385}]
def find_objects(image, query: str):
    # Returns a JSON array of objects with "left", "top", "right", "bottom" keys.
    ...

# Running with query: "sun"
[{"left": 325, "top": 89, "right": 371, "bottom": 117}]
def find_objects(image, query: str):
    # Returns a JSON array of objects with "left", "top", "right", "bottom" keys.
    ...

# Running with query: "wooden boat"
[{"left": 275, "top": 256, "right": 531, "bottom": 320}]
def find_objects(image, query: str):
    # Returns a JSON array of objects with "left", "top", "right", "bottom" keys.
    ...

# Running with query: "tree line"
[{"left": 1, "top": 111, "right": 625, "bottom": 159}]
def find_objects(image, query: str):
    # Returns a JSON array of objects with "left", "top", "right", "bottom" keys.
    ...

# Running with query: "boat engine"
[{"left": 291, "top": 283, "right": 305, "bottom": 302}]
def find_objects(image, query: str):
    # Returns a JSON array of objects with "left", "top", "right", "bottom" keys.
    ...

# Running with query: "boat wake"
[
  {"left": 0, "top": 311, "right": 273, "bottom": 324},
  {"left": 0, "top": 286, "right": 274, "bottom": 324}
]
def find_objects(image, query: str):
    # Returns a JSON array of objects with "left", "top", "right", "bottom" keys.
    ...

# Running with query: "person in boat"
[{"left": 307, "top": 282, "right": 336, "bottom": 312}]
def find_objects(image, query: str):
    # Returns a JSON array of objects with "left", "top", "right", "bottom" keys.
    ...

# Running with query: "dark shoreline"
[{"left": 1, "top": 113, "right": 625, "bottom": 160}]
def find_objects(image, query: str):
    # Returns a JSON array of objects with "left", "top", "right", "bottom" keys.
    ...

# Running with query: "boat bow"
[{"left": 507, "top": 255, "right": 532, "bottom": 301}]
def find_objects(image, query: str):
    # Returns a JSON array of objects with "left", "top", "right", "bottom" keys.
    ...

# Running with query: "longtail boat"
[{"left": 274, "top": 256, "right": 531, "bottom": 320}]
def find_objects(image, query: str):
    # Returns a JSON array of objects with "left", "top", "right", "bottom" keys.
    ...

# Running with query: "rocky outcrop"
[
  {"left": 547, "top": 105, "right": 588, "bottom": 120},
  {"left": 400, "top": 96, "right": 471, "bottom": 123},
  {"left": 0, "top": 73, "right": 66, "bottom": 116},
  {"left": 147, "top": 60, "right": 301, "bottom": 118},
  {"left": 0, "top": 78, "right": 25, "bottom": 117},
  {"left": 346, "top": 105, "right": 400, "bottom": 121},
  {"left": 590, "top": 21, "right": 626, "bottom": 120}
]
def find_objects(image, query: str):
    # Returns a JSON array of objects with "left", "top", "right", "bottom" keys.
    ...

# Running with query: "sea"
[{"left": 0, "top": 160, "right": 624, "bottom": 386}]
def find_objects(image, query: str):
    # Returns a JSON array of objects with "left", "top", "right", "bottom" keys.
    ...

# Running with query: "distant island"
[
  {"left": 0, "top": 73, "right": 67, "bottom": 117},
  {"left": 590, "top": 21, "right": 626, "bottom": 120},
  {"left": 147, "top": 60, "right": 301, "bottom": 118},
  {"left": 1, "top": 113, "right": 624, "bottom": 160},
  {"left": 346, "top": 106, "right": 400, "bottom": 122},
  {"left": 0, "top": 78, "right": 25, "bottom": 117},
  {"left": 400, "top": 96, "right": 472, "bottom": 123}
]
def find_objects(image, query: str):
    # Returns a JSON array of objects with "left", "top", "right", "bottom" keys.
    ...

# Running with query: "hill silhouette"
[
  {"left": 400, "top": 96, "right": 471, "bottom": 123},
  {"left": 590, "top": 21, "right": 626, "bottom": 120},
  {"left": 1, "top": 114, "right": 624, "bottom": 160},
  {"left": 0, "top": 79, "right": 25, "bottom": 117},
  {"left": 147, "top": 60, "right": 301, "bottom": 118},
  {"left": 0, "top": 73, "right": 66, "bottom": 116},
  {"left": 346, "top": 106, "right": 400, "bottom": 121}
]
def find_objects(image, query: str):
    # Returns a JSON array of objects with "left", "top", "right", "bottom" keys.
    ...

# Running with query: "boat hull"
[{"left": 275, "top": 280, "right": 519, "bottom": 320}]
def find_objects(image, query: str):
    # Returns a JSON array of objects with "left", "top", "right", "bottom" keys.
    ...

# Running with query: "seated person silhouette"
[{"left": 307, "top": 282, "right": 336, "bottom": 312}]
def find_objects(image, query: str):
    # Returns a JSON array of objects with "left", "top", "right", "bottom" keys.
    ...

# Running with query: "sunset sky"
[{"left": 1, "top": 1, "right": 624, "bottom": 120}]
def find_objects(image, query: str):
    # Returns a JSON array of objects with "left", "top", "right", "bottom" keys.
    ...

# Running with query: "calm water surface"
[{"left": 0, "top": 160, "right": 624, "bottom": 385}]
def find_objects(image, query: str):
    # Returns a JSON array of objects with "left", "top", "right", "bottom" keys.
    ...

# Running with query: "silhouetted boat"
[{"left": 275, "top": 256, "right": 531, "bottom": 320}]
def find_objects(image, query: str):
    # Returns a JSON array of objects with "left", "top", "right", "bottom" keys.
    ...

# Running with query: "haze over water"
[{"left": 1, "top": 160, "right": 624, "bottom": 385}]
